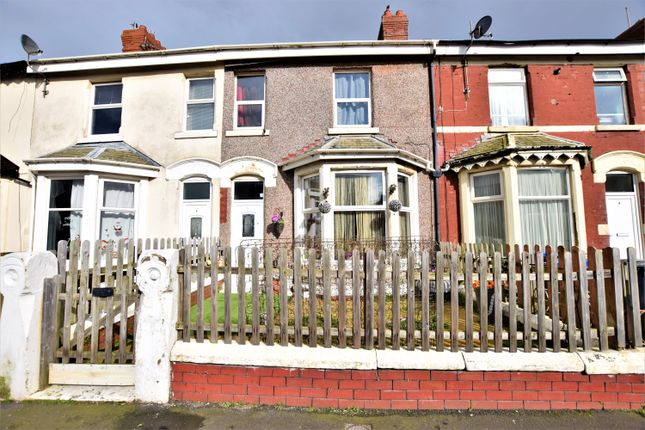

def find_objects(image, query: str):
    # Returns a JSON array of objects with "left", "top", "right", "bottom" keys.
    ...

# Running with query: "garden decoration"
[
  {"left": 389, "top": 199, "right": 402, "bottom": 212},
  {"left": 318, "top": 187, "right": 332, "bottom": 213},
  {"left": 270, "top": 211, "right": 285, "bottom": 237}
]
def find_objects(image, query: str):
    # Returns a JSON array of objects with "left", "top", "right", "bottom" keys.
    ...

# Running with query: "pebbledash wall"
[
  {"left": 172, "top": 365, "right": 644, "bottom": 411},
  {"left": 169, "top": 343, "right": 645, "bottom": 411}
]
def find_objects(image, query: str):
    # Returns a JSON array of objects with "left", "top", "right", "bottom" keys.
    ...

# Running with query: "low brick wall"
[{"left": 171, "top": 363, "right": 644, "bottom": 410}]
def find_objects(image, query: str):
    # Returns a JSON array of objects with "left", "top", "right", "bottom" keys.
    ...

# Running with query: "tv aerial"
[
  {"left": 20, "top": 34, "right": 48, "bottom": 97},
  {"left": 463, "top": 16, "right": 493, "bottom": 99}
]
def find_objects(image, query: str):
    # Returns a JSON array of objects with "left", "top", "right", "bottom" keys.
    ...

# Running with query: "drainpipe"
[{"left": 428, "top": 48, "right": 441, "bottom": 247}]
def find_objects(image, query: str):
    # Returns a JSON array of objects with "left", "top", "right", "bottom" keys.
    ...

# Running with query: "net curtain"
[
  {"left": 100, "top": 182, "right": 135, "bottom": 242},
  {"left": 335, "top": 73, "right": 369, "bottom": 125}
]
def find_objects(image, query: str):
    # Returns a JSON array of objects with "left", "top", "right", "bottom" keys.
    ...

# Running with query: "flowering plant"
[{"left": 271, "top": 212, "right": 284, "bottom": 224}]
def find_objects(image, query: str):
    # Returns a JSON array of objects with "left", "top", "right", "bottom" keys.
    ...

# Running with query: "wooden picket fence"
[
  {"left": 178, "top": 244, "right": 643, "bottom": 353},
  {"left": 40, "top": 236, "right": 218, "bottom": 380}
]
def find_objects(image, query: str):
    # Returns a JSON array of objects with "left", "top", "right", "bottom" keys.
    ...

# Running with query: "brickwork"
[{"left": 171, "top": 363, "right": 645, "bottom": 411}]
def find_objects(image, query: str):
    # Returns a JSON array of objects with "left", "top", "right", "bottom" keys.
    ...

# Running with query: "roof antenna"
[
  {"left": 20, "top": 34, "right": 48, "bottom": 97},
  {"left": 624, "top": 7, "right": 631, "bottom": 27},
  {"left": 462, "top": 15, "right": 493, "bottom": 99}
]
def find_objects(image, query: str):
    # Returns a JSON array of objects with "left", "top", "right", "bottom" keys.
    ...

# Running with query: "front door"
[
  {"left": 230, "top": 179, "right": 264, "bottom": 264},
  {"left": 605, "top": 173, "right": 643, "bottom": 259},
  {"left": 181, "top": 180, "right": 212, "bottom": 239}
]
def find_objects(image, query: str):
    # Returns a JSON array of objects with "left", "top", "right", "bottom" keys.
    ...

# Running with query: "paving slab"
[{"left": 28, "top": 384, "right": 134, "bottom": 402}]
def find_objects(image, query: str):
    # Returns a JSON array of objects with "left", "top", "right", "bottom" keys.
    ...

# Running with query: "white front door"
[
  {"left": 605, "top": 173, "right": 643, "bottom": 259},
  {"left": 181, "top": 180, "right": 212, "bottom": 239},
  {"left": 182, "top": 202, "right": 211, "bottom": 239},
  {"left": 230, "top": 179, "right": 264, "bottom": 264}
]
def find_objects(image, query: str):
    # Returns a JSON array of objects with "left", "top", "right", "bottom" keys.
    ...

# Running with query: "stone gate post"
[{"left": 0, "top": 252, "right": 57, "bottom": 399}]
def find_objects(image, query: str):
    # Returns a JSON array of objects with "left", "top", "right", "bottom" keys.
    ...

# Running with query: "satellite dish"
[
  {"left": 21, "top": 34, "right": 43, "bottom": 56},
  {"left": 470, "top": 15, "right": 493, "bottom": 39}
]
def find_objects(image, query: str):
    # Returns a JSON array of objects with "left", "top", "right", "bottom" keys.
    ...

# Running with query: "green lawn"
[{"left": 190, "top": 294, "right": 240, "bottom": 325}]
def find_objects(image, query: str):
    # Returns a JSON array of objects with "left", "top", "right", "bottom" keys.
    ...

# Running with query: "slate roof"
[
  {"left": 446, "top": 132, "right": 591, "bottom": 170},
  {"left": 26, "top": 141, "right": 160, "bottom": 168},
  {"left": 280, "top": 134, "right": 397, "bottom": 164}
]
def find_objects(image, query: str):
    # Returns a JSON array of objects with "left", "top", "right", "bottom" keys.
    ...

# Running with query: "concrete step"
[{"left": 29, "top": 384, "right": 134, "bottom": 402}]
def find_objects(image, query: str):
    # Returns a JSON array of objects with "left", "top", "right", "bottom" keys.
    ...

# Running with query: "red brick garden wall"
[{"left": 171, "top": 363, "right": 644, "bottom": 411}]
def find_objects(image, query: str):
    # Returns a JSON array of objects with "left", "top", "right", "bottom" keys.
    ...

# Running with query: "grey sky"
[{"left": 1, "top": 0, "right": 643, "bottom": 63}]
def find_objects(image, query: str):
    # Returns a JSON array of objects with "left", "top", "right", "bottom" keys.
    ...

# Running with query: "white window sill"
[
  {"left": 77, "top": 134, "right": 123, "bottom": 144},
  {"left": 225, "top": 129, "right": 270, "bottom": 137},
  {"left": 174, "top": 130, "right": 218, "bottom": 139},
  {"left": 487, "top": 126, "right": 538, "bottom": 133},
  {"left": 595, "top": 124, "right": 643, "bottom": 132},
  {"left": 328, "top": 127, "right": 380, "bottom": 135}
]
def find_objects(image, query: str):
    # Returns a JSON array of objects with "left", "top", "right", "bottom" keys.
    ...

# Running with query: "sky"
[{"left": 1, "top": 0, "right": 643, "bottom": 63}]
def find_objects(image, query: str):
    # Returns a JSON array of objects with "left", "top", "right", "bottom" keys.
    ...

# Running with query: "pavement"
[{"left": 1, "top": 401, "right": 644, "bottom": 430}]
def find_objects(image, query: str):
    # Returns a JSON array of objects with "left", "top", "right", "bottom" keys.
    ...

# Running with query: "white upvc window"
[
  {"left": 488, "top": 69, "right": 529, "bottom": 126},
  {"left": 98, "top": 179, "right": 137, "bottom": 243},
  {"left": 46, "top": 178, "right": 84, "bottom": 250},
  {"left": 334, "top": 71, "right": 371, "bottom": 127},
  {"left": 333, "top": 170, "right": 385, "bottom": 243},
  {"left": 185, "top": 78, "right": 215, "bottom": 131},
  {"left": 235, "top": 75, "right": 265, "bottom": 128},
  {"left": 593, "top": 68, "right": 628, "bottom": 125},
  {"left": 91, "top": 83, "right": 123, "bottom": 135},
  {"left": 397, "top": 174, "right": 412, "bottom": 239},
  {"left": 302, "top": 174, "right": 321, "bottom": 241},
  {"left": 517, "top": 168, "right": 573, "bottom": 248},
  {"left": 470, "top": 171, "right": 506, "bottom": 245}
]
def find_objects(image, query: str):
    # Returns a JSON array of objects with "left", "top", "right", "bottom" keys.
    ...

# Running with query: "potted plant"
[{"left": 271, "top": 211, "right": 285, "bottom": 237}]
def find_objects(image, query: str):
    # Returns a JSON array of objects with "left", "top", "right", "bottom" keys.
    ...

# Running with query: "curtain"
[
  {"left": 334, "top": 211, "right": 385, "bottom": 243},
  {"left": 335, "top": 173, "right": 382, "bottom": 206},
  {"left": 489, "top": 85, "right": 527, "bottom": 126},
  {"left": 518, "top": 170, "right": 571, "bottom": 248},
  {"left": 335, "top": 73, "right": 369, "bottom": 125},
  {"left": 399, "top": 212, "right": 410, "bottom": 239},
  {"left": 474, "top": 201, "right": 506, "bottom": 245},
  {"left": 473, "top": 173, "right": 501, "bottom": 197},
  {"left": 187, "top": 104, "right": 214, "bottom": 130},
  {"left": 100, "top": 182, "right": 135, "bottom": 242},
  {"left": 397, "top": 176, "right": 409, "bottom": 206}
]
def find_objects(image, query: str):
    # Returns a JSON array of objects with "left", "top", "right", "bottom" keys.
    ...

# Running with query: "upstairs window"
[
  {"left": 488, "top": 69, "right": 528, "bottom": 126},
  {"left": 235, "top": 75, "right": 265, "bottom": 128},
  {"left": 186, "top": 78, "right": 215, "bottom": 130},
  {"left": 593, "top": 68, "right": 628, "bottom": 125},
  {"left": 92, "top": 83, "right": 123, "bottom": 135},
  {"left": 334, "top": 72, "right": 371, "bottom": 126}
]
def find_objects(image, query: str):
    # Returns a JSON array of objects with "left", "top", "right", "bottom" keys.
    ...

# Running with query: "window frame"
[
  {"left": 397, "top": 173, "right": 412, "bottom": 239},
  {"left": 185, "top": 77, "right": 215, "bottom": 131},
  {"left": 97, "top": 178, "right": 138, "bottom": 243},
  {"left": 333, "top": 71, "right": 372, "bottom": 128},
  {"left": 469, "top": 170, "right": 506, "bottom": 245},
  {"left": 593, "top": 68, "right": 629, "bottom": 125},
  {"left": 301, "top": 173, "right": 321, "bottom": 240},
  {"left": 487, "top": 68, "right": 529, "bottom": 126},
  {"left": 46, "top": 177, "right": 85, "bottom": 251},
  {"left": 234, "top": 74, "right": 266, "bottom": 130},
  {"left": 90, "top": 82, "right": 123, "bottom": 136}
]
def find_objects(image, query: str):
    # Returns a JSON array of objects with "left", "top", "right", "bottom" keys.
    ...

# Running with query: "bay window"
[
  {"left": 47, "top": 179, "right": 84, "bottom": 250},
  {"left": 471, "top": 172, "right": 506, "bottom": 245},
  {"left": 518, "top": 169, "right": 572, "bottom": 248},
  {"left": 334, "top": 72, "right": 371, "bottom": 127},
  {"left": 334, "top": 172, "right": 385, "bottom": 243},
  {"left": 397, "top": 174, "right": 411, "bottom": 239},
  {"left": 99, "top": 181, "right": 136, "bottom": 242},
  {"left": 235, "top": 75, "right": 265, "bottom": 128},
  {"left": 302, "top": 175, "right": 321, "bottom": 241}
]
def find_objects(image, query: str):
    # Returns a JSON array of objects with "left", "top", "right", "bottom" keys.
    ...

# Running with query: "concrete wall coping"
[{"left": 172, "top": 341, "right": 645, "bottom": 375}]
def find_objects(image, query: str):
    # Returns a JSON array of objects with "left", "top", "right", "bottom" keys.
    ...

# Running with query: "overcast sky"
[{"left": 1, "top": 0, "right": 643, "bottom": 63}]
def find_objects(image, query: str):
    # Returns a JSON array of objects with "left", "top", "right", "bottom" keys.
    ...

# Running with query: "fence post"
[
  {"left": 0, "top": 252, "right": 57, "bottom": 400},
  {"left": 134, "top": 249, "right": 179, "bottom": 403}
]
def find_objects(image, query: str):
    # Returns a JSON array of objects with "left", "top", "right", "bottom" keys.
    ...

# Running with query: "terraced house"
[{"left": 0, "top": 10, "right": 643, "bottom": 258}]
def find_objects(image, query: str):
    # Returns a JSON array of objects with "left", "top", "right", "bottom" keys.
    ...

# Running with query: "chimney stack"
[
  {"left": 121, "top": 24, "right": 165, "bottom": 53},
  {"left": 378, "top": 6, "right": 409, "bottom": 40}
]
